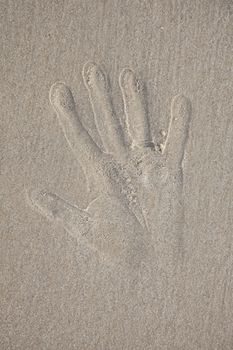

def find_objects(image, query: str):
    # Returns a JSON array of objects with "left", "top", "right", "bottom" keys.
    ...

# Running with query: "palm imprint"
[{"left": 28, "top": 62, "right": 191, "bottom": 271}]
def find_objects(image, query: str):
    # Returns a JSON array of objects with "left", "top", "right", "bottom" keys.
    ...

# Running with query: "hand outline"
[{"left": 28, "top": 62, "right": 191, "bottom": 270}]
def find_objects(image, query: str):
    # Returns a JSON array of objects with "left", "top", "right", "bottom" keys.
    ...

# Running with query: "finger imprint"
[
  {"left": 28, "top": 189, "right": 91, "bottom": 239},
  {"left": 119, "top": 68, "right": 153, "bottom": 149},
  {"left": 49, "top": 82, "right": 102, "bottom": 165},
  {"left": 165, "top": 94, "right": 192, "bottom": 170},
  {"left": 49, "top": 81, "right": 76, "bottom": 113},
  {"left": 82, "top": 62, "right": 125, "bottom": 160}
]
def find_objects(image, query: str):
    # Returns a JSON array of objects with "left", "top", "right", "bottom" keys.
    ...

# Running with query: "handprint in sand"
[{"left": 28, "top": 62, "right": 191, "bottom": 270}]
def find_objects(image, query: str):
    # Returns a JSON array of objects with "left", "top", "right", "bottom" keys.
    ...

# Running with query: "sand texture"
[{"left": 1, "top": 1, "right": 233, "bottom": 349}]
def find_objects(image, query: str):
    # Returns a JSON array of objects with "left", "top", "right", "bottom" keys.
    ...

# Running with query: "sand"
[{"left": 1, "top": 1, "right": 233, "bottom": 349}]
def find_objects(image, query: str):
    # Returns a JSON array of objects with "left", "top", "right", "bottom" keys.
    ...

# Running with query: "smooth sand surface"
[{"left": 1, "top": 1, "right": 233, "bottom": 349}]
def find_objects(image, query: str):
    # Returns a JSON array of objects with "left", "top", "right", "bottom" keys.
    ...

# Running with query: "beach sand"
[{"left": 0, "top": 1, "right": 233, "bottom": 349}]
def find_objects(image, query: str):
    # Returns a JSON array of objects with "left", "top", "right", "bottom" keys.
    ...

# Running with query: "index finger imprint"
[
  {"left": 119, "top": 68, "right": 153, "bottom": 149},
  {"left": 49, "top": 82, "right": 102, "bottom": 165}
]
